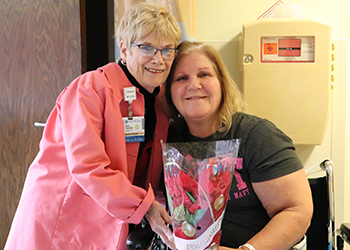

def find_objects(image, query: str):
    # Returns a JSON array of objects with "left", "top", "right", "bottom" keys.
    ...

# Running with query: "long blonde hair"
[{"left": 165, "top": 41, "right": 246, "bottom": 133}]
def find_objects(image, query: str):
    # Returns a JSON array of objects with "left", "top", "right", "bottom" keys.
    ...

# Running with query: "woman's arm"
[
  {"left": 217, "top": 169, "right": 312, "bottom": 250},
  {"left": 243, "top": 169, "right": 313, "bottom": 250},
  {"left": 60, "top": 72, "right": 154, "bottom": 224}
]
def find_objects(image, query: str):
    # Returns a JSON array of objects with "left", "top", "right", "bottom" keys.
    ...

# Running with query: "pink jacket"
[{"left": 5, "top": 63, "right": 169, "bottom": 250}]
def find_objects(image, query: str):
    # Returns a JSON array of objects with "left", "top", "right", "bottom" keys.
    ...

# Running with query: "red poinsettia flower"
[
  {"left": 162, "top": 140, "right": 239, "bottom": 250},
  {"left": 165, "top": 154, "right": 234, "bottom": 243},
  {"left": 164, "top": 166, "right": 184, "bottom": 208}
]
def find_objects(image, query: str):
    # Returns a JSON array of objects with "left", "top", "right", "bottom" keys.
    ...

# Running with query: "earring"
[{"left": 120, "top": 58, "right": 126, "bottom": 65}]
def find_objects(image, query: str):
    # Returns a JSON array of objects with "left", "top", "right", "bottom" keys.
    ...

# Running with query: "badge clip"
[{"left": 123, "top": 87, "right": 136, "bottom": 118}]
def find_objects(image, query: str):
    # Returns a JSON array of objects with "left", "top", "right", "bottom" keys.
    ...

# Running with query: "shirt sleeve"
[
  {"left": 58, "top": 71, "right": 154, "bottom": 224},
  {"left": 243, "top": 119, "right": 303, "bottom": 183}
]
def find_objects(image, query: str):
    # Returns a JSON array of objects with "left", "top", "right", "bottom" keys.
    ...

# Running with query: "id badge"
[{"left": 123, "top": 116, "right": 145, "bottom": 143}]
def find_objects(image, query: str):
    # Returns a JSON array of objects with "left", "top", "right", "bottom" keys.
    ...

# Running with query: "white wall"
[{"left": 195, "top": 0, "right": 350, "bottom": 248}]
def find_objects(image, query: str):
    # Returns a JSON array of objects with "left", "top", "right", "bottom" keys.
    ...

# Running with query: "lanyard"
[{"left": 123, "top": 87, "right": 145, "bottom": 143}]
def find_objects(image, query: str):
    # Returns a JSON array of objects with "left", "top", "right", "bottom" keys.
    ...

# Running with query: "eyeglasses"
[{"left": 131, "top": 43, "right": 178, "bottom": 60}]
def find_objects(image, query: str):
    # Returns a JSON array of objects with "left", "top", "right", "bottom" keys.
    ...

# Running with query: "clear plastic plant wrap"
[{"left": 161, "top": 139, "right": 240, "bottom": 250}]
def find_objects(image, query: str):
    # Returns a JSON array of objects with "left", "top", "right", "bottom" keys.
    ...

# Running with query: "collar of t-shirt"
[{"left": 184, "top": 123, "right": 226, "bottom": 142}]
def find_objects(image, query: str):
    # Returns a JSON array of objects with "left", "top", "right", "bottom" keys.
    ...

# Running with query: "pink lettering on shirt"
[
  {"left": 233, "top": 188, "right": 250, "bottom": 199},
  {"left": 234, "top": 158, "right": 247, "bottom": 190}
]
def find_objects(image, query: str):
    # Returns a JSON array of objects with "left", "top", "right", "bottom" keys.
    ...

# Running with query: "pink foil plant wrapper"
[{"left": 161, "top": 139, "right": 240, "bottom": 250}]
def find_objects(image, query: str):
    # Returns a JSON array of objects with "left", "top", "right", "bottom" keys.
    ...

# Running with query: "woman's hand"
[
  {"left": 215, "top": 247, "right": 237, "bottom": 250},
  {"left": 145, "top": 201, "right": 175, "bottom": 249},
  {"left": 214, "top": 246, "right": 237, "bottom": 250}
]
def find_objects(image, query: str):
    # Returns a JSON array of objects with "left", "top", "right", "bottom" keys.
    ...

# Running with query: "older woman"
[
  {"left": 4, "top": 3, "right": 180, "bottom": 250},
  {"left": 164, "top": 41, "right": 313, "bottom": 250}
]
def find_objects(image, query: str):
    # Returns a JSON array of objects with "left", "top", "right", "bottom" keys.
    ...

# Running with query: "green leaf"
[
  {"left": 184, "top": 213, "right": 195, "bottom": 226},
  {"left": 184, "top": 209, "right": 207, "bottom": 226},
  {"left": 185, "top": 191, "right": 196, "bottom": 204},
  {"left": 173, "top": 204, "right": 187, "bottom": 222},
  {"left": 193, "top": 209, "right": 207, "bottom": 225}
]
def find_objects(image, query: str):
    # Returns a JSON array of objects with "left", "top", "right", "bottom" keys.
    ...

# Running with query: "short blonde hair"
[
  {"left": 116, "top": 3, "right": 181, "bottom": 50},
  {"left": 165, "top": 41, "right": 247, "bottom": 133}
]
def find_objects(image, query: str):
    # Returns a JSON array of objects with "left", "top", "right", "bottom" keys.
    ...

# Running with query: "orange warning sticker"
[
  {"left": 264, "top": 43, "right": 278, "bottom": 54},
  {"left": 261, "top": 36, "right": 315, "bottom": 63}
]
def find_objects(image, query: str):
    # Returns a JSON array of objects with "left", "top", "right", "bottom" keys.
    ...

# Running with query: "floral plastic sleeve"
[{"left": 161, "top": 139, "right": 240, "bottom": 250}]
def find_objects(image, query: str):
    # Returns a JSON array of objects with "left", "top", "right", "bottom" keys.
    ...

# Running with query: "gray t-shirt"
[{"left": 167, "top": 112, "right": 303, "bottom": 248}]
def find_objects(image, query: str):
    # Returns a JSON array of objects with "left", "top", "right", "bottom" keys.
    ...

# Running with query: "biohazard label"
[{"left": 261, "top": 36, "right": 315, "bottom": 63}]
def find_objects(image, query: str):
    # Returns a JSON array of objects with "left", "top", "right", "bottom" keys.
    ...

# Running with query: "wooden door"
[{"left": 0, "top": 0, "right": 83, "bottom": 248}]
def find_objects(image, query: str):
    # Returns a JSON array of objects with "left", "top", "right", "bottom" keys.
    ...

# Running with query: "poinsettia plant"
[{"left": 161, "top": 139, "right": 240, "bottom": 250}]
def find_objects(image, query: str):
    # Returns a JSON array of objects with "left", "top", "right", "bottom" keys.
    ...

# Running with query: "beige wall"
[{"left": 195, "top": 0, "right": 350, "bottom": 248}]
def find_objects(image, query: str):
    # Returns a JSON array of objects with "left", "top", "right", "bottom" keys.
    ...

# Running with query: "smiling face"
[
  {"left": 120, "top": 33, "right": 176, "bottom": 93},
  {"left": 171, "top": 51, "right": 222, "bottom": 136}
]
